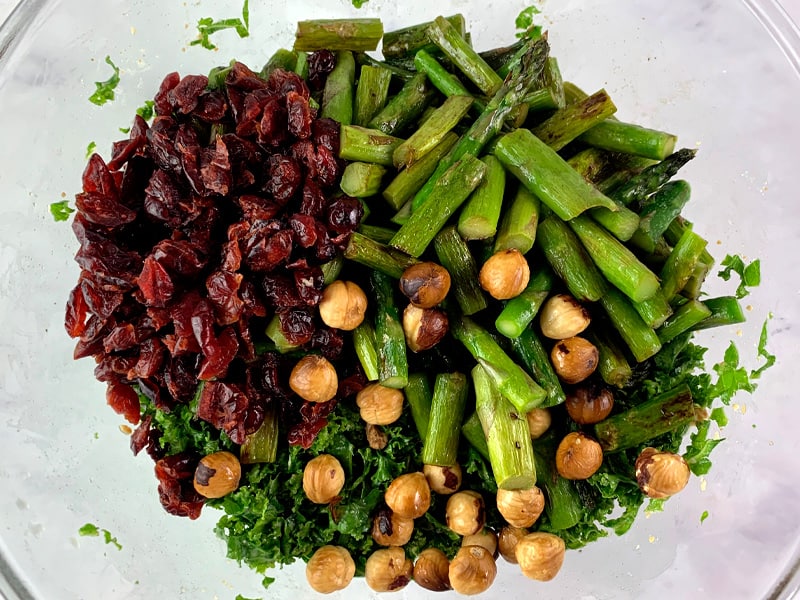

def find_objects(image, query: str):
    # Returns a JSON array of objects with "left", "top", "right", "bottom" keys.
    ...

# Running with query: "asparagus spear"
[
  {"left": 422, "top": 373, "right": 469, "bottom": 467},
  {"left": 594, "top": 384, "right": 696, "bottom": 452},
  {"left": 406, "top": 373, "right": 433, "bottom": 441},
  {"left": 630, "top": 180, "right": 692, "bottom": 252},
  {"left": 531, "top": 89, "right": 617, "bottom": 151},
  {"left": 434, "top": 226, "right": 488, "bottom": 316},
  {"left": 578, "top": 120, "right": 678, "bottom": 161},
  {"left": 536, "top": 217, "right": 607, "bottom": 302},
  {"left": 524, "top": 57, "right": 566, "bottom": 112},
  {"left": 599, "top": 287, "right": 662, "bottom": 362},
  {"left": 294, "top": 19, "right": 384, "bottom": 52},
  {"left": 367, "top": 73, "right": 437, "bottom": 135},
  {"left": 609, "top": 148, "right": 698, "bottom": 206},
  {"left": 458, "top": 155, "right": 506, "bottom": 241},
  {"left": 339, "top": 162, "right": 386, "bottom": 197},
  {"left": 496, "top": 266, "right": 555, "bottom": 339},
  {"left": 344, "top": 232, "right": 417, "bottom": 279},
  {"left": 508, "top": 326, "right": 566, "bottom": 407},
  {"left": 462, "top": 411, "right": 491, "bottom": 460},
  {"left": 691, "top": 296, "right": 746, "bottom": 331},
  {"left": 451, "top": 316, "right": 547, "bottom": 414},
  {"left": 353, "top": 321, "right": 380, "bottom": 381},
  {"left": 321, "top": 255, "right": 343, "bottom": 285},
  {"left": 265, "top": 315, "right": 298, "bottom": 354},
  {"left": 660, "top": 228, "right": 709, "bottom": 300},
  {"left": 533, "top": 431, "right": 584, "bottom": 530},
  {"left": 355, "top": 52, "right": 415, "bottom": 80},
  {"left": 657, "top": 300, "right": 712, "bottom": 343},
  {"left": 585, "top": 327, "right": 633, "bottom": 388},
  {"left": 479, "top": 38, "right": 525, "bottom": 72},
  {"left": 294, "top": 51, "right": 309, "bottom": 80},
  {"left": 682, "top": 260, "right": 712, "bottom": 300},
  {"left": 393, "top": 95, "right": 473, "bottom": 168},
  {"left": 320, "top": 51, "right": 355, "bottom": 124},
  {"left": 493, "top": 185, "right": 540, "bottom": 254},
  {"left": 357, "top": 224, "right": 397, "bottom": 244},
  {"left": 632, "top": 290, "right": 673, "bottom": 329},
  {"left": 473, "top": 365, "right": 537, "bottom": 490},
  {"left": 372, "top": 271, "right": 408, "bottom": 389},
  {"left": 567, "top": 147, "right": 611, "bottom": 184},
  {"left": 663, "top": 216, "right": 715, "bottom": 267},
  {"left": 354, "top": 64, "right": 393, "bottom": 127},
  {"left": 494, "top": 129, "right": 619, "bottom": 220},
  {"left": 414, "top": 50, "right": 485, "bottom": 111},
  {"left": 390, "top": 155, "right": 487, "bottom": 257},
  {"left": 339, "top": 125, "right": 405, "bottom": 166},
  {"left": 240, "top": 407, "right": 279, "bottom": 464},
  {"left": 382, "top": 14, "right": 466, "bottom": 59},
  {"left": 261, "top": 49, "right": 298, "bottom": 77}
]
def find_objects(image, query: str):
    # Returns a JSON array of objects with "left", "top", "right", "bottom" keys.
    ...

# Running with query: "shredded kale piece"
[
  {"left": 351, "top": 0, "right": 369, "bottom": 7},
  {"left": 700, "top": 510, "right": 710, "bottom": 523},
  {"left": 751, "top": 316, "right": 776, "bottom": 379},
  {"left": 50, "top": 200, "right": 74, "bottom": 222},
  {"left": 718, "top": 254, "right": 761, "bottom": 298},
  {"left": 136, "top": 100, "right": 156, "bottom": 121},
  {"left": 78, "top": 523, "right": 122, "bottom": 550},
  {"left": 85, "top": 141, "right": 96, "bottom": 158},
  {"left": 89, "top": 56, "right": 120, "bottom": 106},
  {"left": 190, "top": 0, "right": 250, "bottom": 51},
  {"left": 515, "top": 6, "right": 543, "bottom": 39}
]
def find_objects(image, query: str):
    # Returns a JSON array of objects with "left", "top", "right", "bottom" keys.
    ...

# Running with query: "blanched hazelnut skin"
[
  {"left": 356, "top": 384, "right": 404, "bottom": 425},
  {"left": 303, "top": 454, "right": 345, "bottom": 504},
  {"left": 479, "top": 249, "right": 530, "bottom": 300},
  {"left": 496, "top": 487, "right": 545, "bottom": 528},
  {"left": 366, "top": 423, "right": 388, "bottom": 450},
  {"left": 289, "top": 355, "right": 338, "bottom": 403},
  {"left": 318, "top": 280, "right": 368, "bottom": 330},
  {"left": 193, "top": 451, "right": 241, "bottom": 498},
  {"left": 385, "top": 472, "right": 431, "bottom": 519},
  {"left": 462, "top": 529, "right": 498, "bottom": 557},
  {"left": 446, "top": 491, "right": 486, "bottom": 536},
  {"left": 526, "top": 408, "right": 552, "bottom": 439},
  {"left": 403, "top": 304, "right": 449, "bottom": 352},
  {"left": 539, "top": 294, "right": 591, "bottom": 339},
  {"left": 413, "top": 548, "right": 451, "bottom": 592},
  {"left": 516, "top": 532, "right": 566, "bottom": 581},
  {"left": 555, "top": 432, "right": 604, "bottom": 480},
  {"left": 449, "top": 545, "right": 497, "bottom": 595},
  {"left": 635, "top": 447, "right": 691, "bottom": 499},
  {"left": 550, "top": 336, "right": 599, "bottom": 384},
  {"left": 498, "top": 526, "right": 528, "bottom": 564},
  {"left": 364, "top": 547, "right": 413, "bottom": 593},
  {"left": 306, "top": 545, "right": 356, "bottom": 593},
  {"left": 372, "top": 507, "right": 415, "bottom": 546},
  {"left": 423, "top": 463, "right": 462, "bottom": 495},
  {"left": 565, "top": 384, "right": 614, "bottom": 425},
  {"left": 399, "top": 262, "right": 451, "bottom": 308}
]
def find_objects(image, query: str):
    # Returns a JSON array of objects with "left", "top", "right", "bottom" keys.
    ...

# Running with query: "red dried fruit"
[
  {"left": 287, "top": 91, "right": 312, "bottom": 139},
  {"left": 197, "top": 326, "right": 239, "bottom": 380},
  {"left": 169, "top": 74, "right": 210, "bottom": 114},
  {"left": 65, "top": 283, "right": 90, "bottom": 338},
  {"left": 155, "top": 453, "right": 205, "bottom": 519},
  {"left": 300, "top": 180, "right": 327, "bottom": 217},
  {"left": 138, "top": 256, "right": 176, "bottom": 307},
  {"left": 278, "top": 308, "right": 315, "bottom": 346},
  {"left": 206, "top": 270, "right": 245, "bottom": 325},
  {"left": 326, "top": 196, "right": 364, "bottom": 235},
  {"left": 265, "top": 155, "right": 302, "bottom": 204},
  {"left": 154, "top": 71, "right": 181, "bottom": 116},
  {"left": 289, "top": 213, "right": 319, "bottom": 248},
  {"left": 200, "top": 135, "right": 232, "bottom": 196},
  {"left": 312, "top": 118, "right": 341, "bottom": 154},
  {"left": 307, "top": 50, "right": 336, "bottom": 91},
  {"left": 106, "top": 381, "right": 141, "bottom": 425},
  {"left": 196, "top": 381, "right": 252, "bottom": 444},
  {"left": 267, "top": 68, "right": 310, "bottom": 99},
  {"left": 245, "top": 228, "right": 293, "bottom": 272}
]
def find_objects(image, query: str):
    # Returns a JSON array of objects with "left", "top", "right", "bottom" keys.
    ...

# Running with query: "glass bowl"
[{"left": 1, "top": 0, "right": 799, "bottom": 598}]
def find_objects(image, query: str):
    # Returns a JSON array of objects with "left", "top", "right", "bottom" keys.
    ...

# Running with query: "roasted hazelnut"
[
  {"left": 526, "top": 408, "right": 552, "bottom": 439},
  {"left": 193, "top": 451, "right": 241, "bottom": 498},
  {"left": 479, "top": 249, "right": 530, "bottom": 300},
  {"left": 565, "top": 384, "right": 614, "bottom": 425},
  {"left": 498, "top": 526, "right": 528, "bottom": 564},
  {"left": 403, "top": 304, "right": 449, "bottom": 352},
  {"left": 550, "top": 336, "right": 599, "bottom": 384},
  {"left": 496, "top": 487, "right": 545, "bottom": 528},
  {"left": 364, "top": 547, "right": 413, "bottom": 592},
  {"left": 423, "top": 463, "right": 462, "bottom": 495},
  {"left": 356, "top": 383, "right": 404, "bottom": 425},
  {"left": 306, "top": 545, "right": 356, "bottom": 593},
  {"left": 555, "top": 432, "right": 604, "bottom": 480},
  {"left": 385, "top": 472, "right": 431, "bottom": 519},
  {"left": 462, "top": 529, "right": 498, "bottom": 557},
  {"left": 449, "top": 545, "right": 497, "bottom": 595},
  {"left": 539, "top": 294, "right": 591, "bottom": 339},
  {"left": 303, "top": 454, "right": 345, "bottom": 504},
  {"left": 635, "top": 447, "right": 691, "bottom": 499},
  {"left": 289, "top": 355, "right": 338, "bottom": 403},
  {"left": 413, "top": 548, "right": 451, "bottom": 592},
  {"left": 366, "top": 423, "right": 388, "bottom": 450},
  {"left": 516, "top": 532, "right": 566, "bottom": 581},
  {"left": 399, "top": 262, "right": 451, "bottom": 308},
  {"left": 371, "top": 506, "right": 415, "bottom": 546},
  {"left": 446, "top": 490, "right": 485, "bottom": 536},
  {"left": 318, "top": 280, "right": 368, "bottom": 330}
]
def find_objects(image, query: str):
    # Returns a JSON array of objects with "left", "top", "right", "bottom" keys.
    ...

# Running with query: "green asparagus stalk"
[
  {"left": 353, "top": 321, "right": 380, "bottom": 381},
  {"left": 524, "top": 57, "right": 566, "bottom": 112},
  {"left": 372, "top": 271, "right": 409, "bottom": 389},
  {"left": 357, "top": 224, "right": 397, "bottom": 244},
  {"left": 531, "top": 89, "right": 617, "bottom": 151},
  {"left": 427, "top": 16, "right": 503, "bottom": 96},
  {"left": 411, "top": 35, "right": 550, "bottom": 211},
  {"left": 207, "top": 62, "right": 235, "bottom": 90},
  {"left": 355, "top": 52, "right": 415, "bottom": 80},
  {"left": 261, "top": 49, "right": 298, "bottom": 77},
  {"left": 390, "top": 156, "right": 487, "bottom": 257},
  {"left": 367, "top": 73, "right": 437, "bottom": 135},
  {"left": 473, "top": 365, "right": 537, "bottom": 490},
  {"left": 562, "top": 81, "right": 588, "bottom": 104},
  {"left": 691, "top": 296, "right": 746, "bottom": 331},
  {"left": 451, "top": 316, "right": 547, "bottom": 414},
  {"left": 382, "top": 14, "right": 466, "bottom": 59},
  {"left": 414, "top": 50, "right": 485, "bottom": 111},
  {"left": 344, "top": 232, "right": 417, "bottom": 279},
  {"left": 609, "top": 148, "right": 698, "bottom": 206},
  {"left": 496, "top": 266, "right": 555, "bottom": 339},
  {"left": 265, "top": 315, "right": 298, "bottom": 354},
  {"left": 682, "top": 260, "right": 712, "bottom": 300},
  {"left": 594, "top": 384, "right": 696, "bottom": 452},
  {"left": 657, "top": 300, "right": 712, "bottom": 343},
  {"left": 479, "top": 38, "right": 526, "bottom": 72},
  {"left": 494, "top": 129, "right": 619, "bottom": 220},
  {"left": 660, "top": 228, "right": 709, "bottom": 300},
  {"left": 599, "top": 287, "right": 662, "bottom": 362},
  {"left": 354, "top": 64, "right": 393, "bottom": 127},
  {"left": 568, "top": 215, "right": 660, "bottom": 303},
  {"left": 422, "top": 373, "right": 470, "bottom": 467},
  {"left": 568, "top": 147, "right": 611, "bottom": 184},
  {"left": 508, "top": 326, "right": 566, "bottom": 407},
  {"left": 631, "top": 290, "right": 673, "bottom": 329},
  {"left": 393, "top": 95, "right": 473, "bottom": 168},
  {"left": 406, "top": 373, "right": 433, "bottom": 441},
  {"left": 630, "top": 180, "right": 692, "bottom": 252},
  {"left": 294, "top": 51, "right": 309, "bottom": 79},
  {"left": 536, "top": 217, "right": 607, "bottom": 302},
  {"left": 578, "top": 120, "right": 678, "bottom": 161},
  {"left": 589, "top": 204, "right": 642, "bottom": 242},
  {"left": 294, "top": 19, "right": 384, "bottom": 52},
  {"left": 240, "top": 406, "right": 279, "bottom": 464},
  {"left": 462, "top": 411, "right": 491, "bottom": 460},
  {"left": 585, "top": 327, "right": 633, "bottom": 388},
  {"left": 321, "top": 255, "right": 343, "bottom": 285},
  {"left": 596, "top": 156, "right": 657, "bottom": 194},
  {"left": 434, "top": 226, "right": 488, "bottom": 315},
  {"left": 533, "top": 431, "right": 584, "bottom": 530},
  {"left": 339, "top": 125, "right": 405, "bottom": 166},
  {"left": 493, "top": 185, "right": 540, "bottom": 255},
  {"left": 339, "top": 162, "right": 386, "bottom": 197},
  {"left": 663, "top": 216, "right": 715, "bottom": 267},
  {"left": 457, "top": 155, "right": 506, "bottom": 241}
]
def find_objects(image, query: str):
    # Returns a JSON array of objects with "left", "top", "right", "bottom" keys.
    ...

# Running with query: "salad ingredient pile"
[{"left": 62, "top": 7, "right": 771, "bottom": 596}]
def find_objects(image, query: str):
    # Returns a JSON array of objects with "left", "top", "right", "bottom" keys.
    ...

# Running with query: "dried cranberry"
[
  {"left": 245, "top": 228, "right": 293, "bottom": 272},
  {"left": 106, "top": 381, "right": 141, "bottom": 425},
  {"left": 326, "top": 196, "right": 364, "bottom": 235},
  {"left": 262, "top": 274, "right": 303, "bottom": 308},
  {"left": 226, "top": 61, "right": 268, "bottom": 91},
  {"left": 152, "top": 239, "right": 206, "bottom": 278},
  {"left": 206, "top": 270, "right": 245, "bottom": 326},
  {"left": 168, "top": 74, "right": 209, "bottom": 114},
  {"left": 237, "top": 195, "right": 281, "bottom": 222},
  {"left": 310, "top": 327, "right": 345, "bottom": 360},
  {"left": 196, "top": 381, "right": 251, "bottom": 444},
  {"left": 130, "top": 415, "right": 153, "bottom": 456},
  {"left": 286, "top": 91, "right": 312, "bottom": 139},
  {"left": 307, "top": 50, "right": 336, "bottom": 91},
  {"left": 197, "top": 326, "right": 239, "bottom": 381},
  {"left": 257, "top": 97, "right": 288, "bottom": 146},
  {"left": 130, "top": 337, "right": 166, "bottom": 379},
  {"left": 265, "top": 155, "right": 302, "bottom": 204},
  {"left": 199, "top": 135, "right": 232, "bottom": 196},
  {"left": 193, "top": 91, "right": 228, "bottom": 122},
  {"left": 313, "top": 145, "right": 340, "bottom": 187},
  {"left": 137, "top": 256, "right": 176, "bottom": 307},
  {"left": 292, "top": 266, "right": 324, "bottom": 306},
  {"left": 155, "top": 453, "right": 205, "bottom": 519},
  {"left": 64, "top": 283, "right": 90, "bottom": 338},
  {"left": 312, "top": 118, "right": 341, "bottom": 154},
  {"left": 153, "top": 72, "right": 181, "bottom": 116},
  {"left": 299, "top": 180, "right": 327, "bottom": 217},
  {"left": 289, "top": 213, "right": 319, "bottom": 248},
  {"left": 267, "top": 68, "right": 310, "bottom": 99},
  {"left": 287, "top": 398, "right": 338, "bottom": 449},
  {"left": 278, "top": 308, "right": 315, "bottom": 346}
]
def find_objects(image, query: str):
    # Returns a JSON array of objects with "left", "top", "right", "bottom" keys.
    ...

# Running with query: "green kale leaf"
[
  {"left": 89, "top": 56, "right": 120, "bottom": 106},
  {"left": 718, "top": 254, "right": 761, "bottom": 299},
  {"left": 50, "top": 200, "right": 74, "bottom": 222},
  {"left": 190, "top": 0, "right": 250, "bottom": 51}
]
